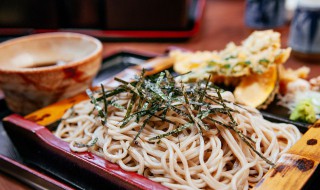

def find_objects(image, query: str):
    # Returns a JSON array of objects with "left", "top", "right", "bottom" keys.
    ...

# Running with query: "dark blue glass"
[
  {"left": 245, "top": 0, "right": 285, "bottom": 29},
  {"left": 289, "top": 6, "right": 320, "bottom": 54}
]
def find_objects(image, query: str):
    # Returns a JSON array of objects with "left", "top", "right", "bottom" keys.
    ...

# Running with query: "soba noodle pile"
[{"left": 55, "top": 73, "right": 301, "bottom": 190}]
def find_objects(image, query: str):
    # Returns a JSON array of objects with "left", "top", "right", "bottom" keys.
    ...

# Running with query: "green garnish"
[
  {"left": 290, "top": 99, "right": 317, "bottom": 123},
  {"left": 259, "top": 58, "right": 270, "bottom": 63},
  {"left": 223, "top": 64, "right": 231, "bottom": 69},
  {"left": 149, "top": 123, "right": 193, "bottom": 140},
  {"left": 224, "top": 55, "right": 237, "bottom": 60},
  {"left": 208, "top": 61, "right": 218, "bottom": 67},
  {"left": 101, "top": 84, "right": 108, "bottom": 124},
  {"left": 75, "top": 137, "right": 98, "bottom": 148},
  {"left": 87, "top": 70, "right": 274, "bottom": 166},
  {"left": 259, "top": 58, "right": 270, "bottom": 67},
  {"left": 86, "top": 89, "right": 106, "bottom": 125},
  {"left": 244, "top": 61, "right": 251, "bottom": 65}
]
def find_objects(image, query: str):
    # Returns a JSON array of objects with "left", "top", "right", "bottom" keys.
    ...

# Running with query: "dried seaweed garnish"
[
  {"left": 136, "top": 102, "right": 149, "bottom": 122},
  {"left": 133, "top": 113, "right": 154, "bottom": 142},
  {"left": 215, "top": 89, "right": 256, "bottom": 145},
  {"left": 84, "top": 70, "right": 274, "bottom": 165},
  {"left": 145, "top": 79, "right": 168, "bottom": 101},
  {"left": 115, "top": 78, "right": 139, "bottom": 95},
  {"left": 101, "top": 84, "right": 108, "bottom": 124},
  {"left": 88, "top": 107, "right": 95, "bottom": 116},
  {"left": 96, "top": 87, "right": 126, "bottom": 101},
  {"left": 149, "top": 123, "right": 193, "bottom": 140},
  {"left": 162, "top": 92, "right": 173, "bottom": 118},
  {"left": 86, "top": 89, "right": 106, "bottom": 125},
  {"left": 75, "top": 137, "right": 98, "bottom": 148},
  {"left": 120, "top": 109, "right": 149, "bottom": 128},
  {"left": 216, "top": 89, "right": 237, "bottom": 126},
  {"left": 209, "top": 117, "right": 273, "bottom": 165},
  {"left": 110, "top": 100, "right": 125, "bottom": 110},
  {"left": 197, "top": 75, "right": 211, "bottom": 110},
  {"left": 165, "top": 70, "right": 175, "bottom": 89}
]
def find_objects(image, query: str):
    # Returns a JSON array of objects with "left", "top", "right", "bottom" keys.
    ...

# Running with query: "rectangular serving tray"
[{"left": 1, "top": 50, "right": 320, "bottom": 189}]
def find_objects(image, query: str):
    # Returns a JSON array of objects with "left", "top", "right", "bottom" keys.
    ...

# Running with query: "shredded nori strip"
[
  {"left": 101, "top": 84, "right": 108, "bottom": 124},
  {"left": 86, "top": 89, "right": 106, "bottom": 125},
  {"left": 149, "top": 123, "right": 193, "bottom": 140},
  {"left": 84, "top": 70, "right": 274, "bottom": 165},
  {"left": 75, "top": 137, "right": 98, "bottom": 148}
]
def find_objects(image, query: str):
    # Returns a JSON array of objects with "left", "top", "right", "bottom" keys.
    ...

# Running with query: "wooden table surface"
[{"left": 0, "top": 0, "right": 319, "bottom": 189}]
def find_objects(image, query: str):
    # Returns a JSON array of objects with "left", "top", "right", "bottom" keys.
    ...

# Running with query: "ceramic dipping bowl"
[{"left": 0, "top": 32, "right": 102, "bottom": 115}]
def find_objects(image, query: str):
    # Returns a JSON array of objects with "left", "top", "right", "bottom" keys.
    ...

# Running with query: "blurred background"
[
  {"left": 0, "top": 0, "right": 299, "bottom": 41},
  {"left": 0, "top": 0, "right": 193, "bottom": 30}
]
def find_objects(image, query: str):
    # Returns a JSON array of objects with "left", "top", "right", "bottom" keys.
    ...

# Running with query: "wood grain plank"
[
  {"left": 24, "top": 92, "right": 88, "bottom": 127},
  {"left": 254, "top": 154, "right": 318, "bottom": 190},
  {"left": 254, "top": 120, "right": 320, "bottom": 189},
  {"left": 288, "top": 121, "right": 320, "bottom": 162}
]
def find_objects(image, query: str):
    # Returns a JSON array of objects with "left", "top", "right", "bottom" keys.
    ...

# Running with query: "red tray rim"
[{"left": 4, "top": 114, "right": 169, "bottom": 190}]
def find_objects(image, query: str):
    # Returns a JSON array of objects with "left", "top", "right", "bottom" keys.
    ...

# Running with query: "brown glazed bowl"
[{"left": 0, "top": 32, "right": 102, "bottom": 115}]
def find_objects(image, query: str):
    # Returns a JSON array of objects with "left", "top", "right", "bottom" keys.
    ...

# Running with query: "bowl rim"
[{"left": 0, "top": 32, "right": 103, "bottom": 74}]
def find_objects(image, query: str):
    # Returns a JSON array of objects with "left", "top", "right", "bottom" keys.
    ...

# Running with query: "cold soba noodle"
[{"left": 55, "top": 72, "right": 301, "bottom": 190}]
